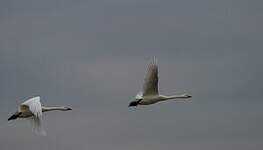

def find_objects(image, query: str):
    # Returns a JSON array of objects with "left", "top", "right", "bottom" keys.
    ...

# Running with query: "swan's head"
[
  {"left": 8, "top": 111, "right": 22, "bottom": 121},
  {"left": 183, "top": 94, "right": 192, "bottom": 98},
  {"left": 128, "top": 99, "right": 142, "bottom": 107},
  {"left": 63, "top": 106, "right": 72, "bottom": 111}
]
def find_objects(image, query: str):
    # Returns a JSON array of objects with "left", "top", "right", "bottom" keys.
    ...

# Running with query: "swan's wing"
[
  {"left": 136, "top": 91, "right": 143, "bottom": 99},
  {"left": 21, "top": 96, "right": 46, "bottom": 136},
  {"left": 20, "top": 96, "right": 42, "bottom": 118},
  {"left": 29, "top": 116, "right": 46, "bottom": 136},
  {"left": 142, "top": 58, "right": 159, "bottom": 96},
  {"left": 26, "top": 116, "right": 46, "bottom": 136}
]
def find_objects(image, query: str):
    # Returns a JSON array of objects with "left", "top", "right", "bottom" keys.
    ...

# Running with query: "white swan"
[
  {"left": 129, "top": 58, "right": 192, "bottom": 107},
  {"left": 8, "top": 96, "right": 72, "bottom": 135}
]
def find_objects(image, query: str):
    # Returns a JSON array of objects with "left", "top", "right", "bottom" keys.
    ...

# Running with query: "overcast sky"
[{"left": 0, "top": 0, "right": 263, "bottom": 150}]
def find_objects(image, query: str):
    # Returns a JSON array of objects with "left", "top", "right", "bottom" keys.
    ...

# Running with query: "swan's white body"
[
  {"left": 8, "top": 96, "right": 71, "bottom": 136},
  {"left": 129, "top": 58, "right": 191, "bottom": 107}
]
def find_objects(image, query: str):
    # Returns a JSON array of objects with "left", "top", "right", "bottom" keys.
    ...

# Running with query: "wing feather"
[
  {"left": 21, "top": 96, "right": 42, "bottom": 118},
  {"left": 29, "top": 116, "right": 46, "bottom": 136},
  {"left": 136, "top": 91, "right": 143, "bottom": 99},
  {"left": 22, "top": 96, "right": 46, "bottom": 136},
  {"left": 142, "top": 58, "right": 159, "bottom": 96}
]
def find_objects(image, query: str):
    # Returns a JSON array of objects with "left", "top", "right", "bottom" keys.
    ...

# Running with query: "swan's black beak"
[
  {"left": 129, "top": 101, "right": 138, "bottom": 107},
  {"left": 8, "top": 112, "right": 22, "bottom": 121},
  {"left": 128, "top": 99, "right": 142, "bottom": 107},
  {"left": 185, "top": 94, "right": 192, "bottom": 98},
  {"left": 8, "top": 115, "right": 16, "bottom": 121},
  {"left": 64, "top": 106, "right": 72, "bottom": 111}
]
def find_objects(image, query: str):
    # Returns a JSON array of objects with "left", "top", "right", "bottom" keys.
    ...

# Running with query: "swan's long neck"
[
  {"left": 42, "top": 106, "right": 67, "bottom": 112},
  {"left": 160, "top": 94, "right": 190, "bottom": 101}
]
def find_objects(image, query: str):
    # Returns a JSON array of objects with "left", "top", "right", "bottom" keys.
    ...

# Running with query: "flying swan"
[
  {"left": 8, "top": 96, "right": 72, "bottom": 135},
  {"left": 129, "top": 58, "right": 192, "bottom": 107}
]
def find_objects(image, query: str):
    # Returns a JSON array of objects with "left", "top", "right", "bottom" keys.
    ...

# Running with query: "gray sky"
[{"left": 1, "top": 0, "right": 263, "bottom": 150}]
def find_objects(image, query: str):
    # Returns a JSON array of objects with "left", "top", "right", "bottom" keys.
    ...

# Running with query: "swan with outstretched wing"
[
  {"left": 129, "top": 58, "right": 192, "bottom": 107},
  {"left": 8, "top": 96, "right": 72, "bottom": 135}
]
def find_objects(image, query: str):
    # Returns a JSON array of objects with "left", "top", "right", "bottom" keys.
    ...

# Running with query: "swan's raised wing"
[
  {"left": 136, "top": 91, "right": 143, "bottom": 99},
  {"left": 142, "top": 58, "right": 159, "bottom": 96},
  {"left": 20, "top": 96, "right": 46, "bottom": 136},
  {"left": 20, "top": 96, "right": 42, "bottom": 118}
]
